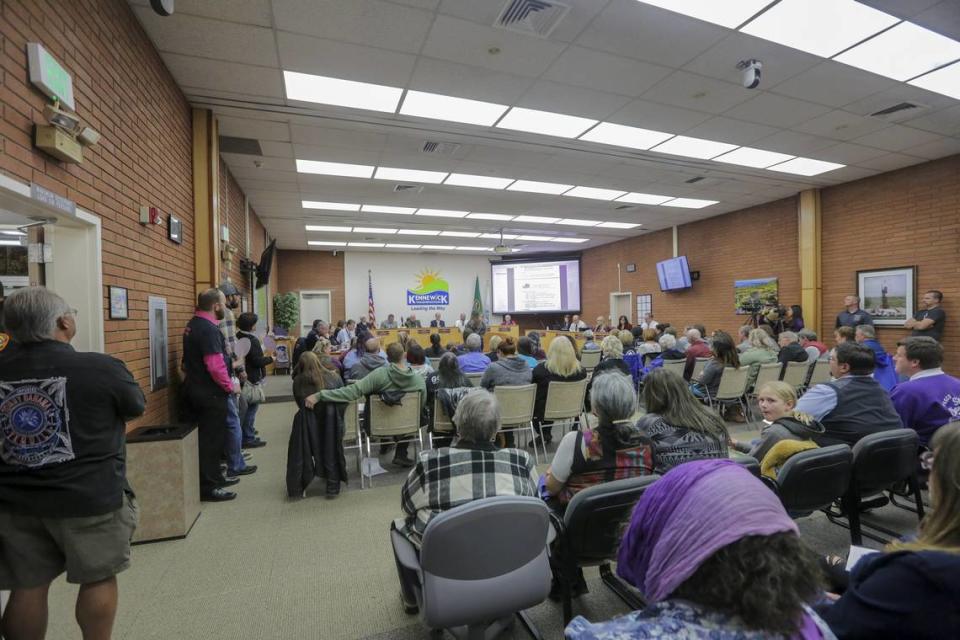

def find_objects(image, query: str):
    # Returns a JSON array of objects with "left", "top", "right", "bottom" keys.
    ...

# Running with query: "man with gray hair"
[
  {"left": 736, "top": 325, "right": 752, "bottom": 353},
  {"left": 683, "top": 328, "right": 711, "bottom": 380},
  {"left": 390, "top": 390, "right": 538, "bottom": 613},
  {"left": 855, "top": 323, "right": 897, "bottom": 391},
  {"left": 456, "top": 332, "right": 491, "bottom": 373},
  {"left": 798, "top": 329, "right": 828, "bottom": 361},
  {"left": 0, "top": 286, "right": 145, "bottom": 640}
]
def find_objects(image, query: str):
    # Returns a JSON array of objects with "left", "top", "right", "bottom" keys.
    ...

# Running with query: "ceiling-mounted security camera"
[{"left": 737, "top": 59, "right": 762, "bottom": 89}]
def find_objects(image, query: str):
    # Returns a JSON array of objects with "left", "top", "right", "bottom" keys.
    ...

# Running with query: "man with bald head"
[
  {"left": 683, "top": 328, "right": 712, "bottom": 380},
  {"left": 836, "top": 295, "right": 873, "bottom": 329},
  {"left": 347, "top": 336, "right": 387, "bottom": 381}
]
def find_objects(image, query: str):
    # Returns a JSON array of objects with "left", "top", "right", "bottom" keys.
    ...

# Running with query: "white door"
[
  {"left": 299, "top": 290, "right": 332, "bottom": 335},
  {"left": 610, "top": 292, "right": 632, "bottom": 325}
]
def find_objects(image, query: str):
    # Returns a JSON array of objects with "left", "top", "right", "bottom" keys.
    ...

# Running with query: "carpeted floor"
[{"left": 42, "top": 385, "right": 924, "bottom": 639}]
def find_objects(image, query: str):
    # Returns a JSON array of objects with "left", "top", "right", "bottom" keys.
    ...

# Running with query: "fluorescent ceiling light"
[
  {"left": 834, "top": 22, "right": 960, "bottom": 82},
  {"left": 375, "top": 167, "right": 448, "bottom": 184},
  {"left": 440, "top": 231, "right": 481, "bottom": 238},
  {"left": 443, "top": 173, "right": 515, "bottom": 189},
  {"left": 385, "top": 243, "right": 422, "bottom": 249},
  {"left": 597, "top": 222, "right": 640, "bottom": 229},
  {"left": 0, "top": 239, "right": 21, "bottom": 246},
  {"left": 479, "top": 233, "right": 518, "bottom": 240},
  {"left": 348, "top": 242, "right": 386, "bottom": 248},
  {"left": 661, "top": 198, "right": 718, "bottom": 209},
  {"left": 740, "top": 0, "right": 898, "bottom": 58},
  {"left": 302, "top": 200, "right": 361, "bottom": 211},
  {"left": 305, "top": 225, "right": 352, "bottom": 232},
  {"left": 578, "top": 122, "right": 674, "bottom": 150},
  {"left": 456, "top": 246, "right": 491, "bottom": 251},
  {"left": 767, "top": 157, "right": 845, "bottom": 176},
  {"left": 634, "top": 0, "right": 780, "bottom": 29},
  {"left": 651, "top": 135, "right": 738, "bottom": 160},
  {"left": 283, "top": 70, "right": 402, "bottom": 112},
  {"left": 400, "top": 90, "right": 508, "bottom": 126},
  {"left": 496, "top": 107, "right": 598, "bottom": 138},
  {"left": 421, "top": 244, "right": 455, "bottom": 250},
  {"left": 515, "top": 235, "right": 553, "bottom": 241},
  {"left": 397, "top": 229, "right": 441, "bottom": 236},
  {"left": 467, "top": 213, "right": 515, "bottom": 221},
  {"left": 296, "top": 159, "right": 375, "bottom": 178},
  {"left": 615, "top": 192, "right": 674, "bottom": 205},
  {"left": 513, "top": 215, "right": 560, "bottom": 224},
  {"left": 353, "top": 227, "right": 397, "bottom": 234},
  {"left": 507, "top": 180, "right": 573, "bottom": 195},
  {"left": 550, "top": 237, "right": 590, "bottom": 243},
  {"left": 563, "top": 186, "right": 627, "bottom": 201},
  {"left": 558, "top": 218, "right": 601, "bottom": 226},
  {"left": 308, "top": 240, "right": 347, "bottom": 247},
  {"left": 712, "top": 147, "right": 796, "bottom": 168},
  {"left": 0, "top": 230, "right": 26, "bottom": 236},
  {"left": 361, "top": 205, "right": 417, "bottom": 215},
  {"left": 415, "top": 208, "right": 469, "bottom": 218},
  {"left": 910, "top": 61, "right": 960, "bottom": 100}
]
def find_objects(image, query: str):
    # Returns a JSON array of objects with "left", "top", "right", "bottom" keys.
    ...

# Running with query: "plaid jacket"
[
  {"left": 395, "top": 441, "right": 538, "bottom": 547},
  {"left": 219, "top": 307, "right": 243, "bottom": 373}
]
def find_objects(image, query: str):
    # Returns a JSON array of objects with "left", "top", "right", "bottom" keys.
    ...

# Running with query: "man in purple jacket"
[
  {"left": 456, "top": 333, "right": 491, "bottom": 373},
  {"left": 890, "top": 336, "right": 960, "bottom": 446}
]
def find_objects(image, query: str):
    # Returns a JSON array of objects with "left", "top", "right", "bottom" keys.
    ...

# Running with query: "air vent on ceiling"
[
  {"left": 615, "top": 204, "right": 638, "bottom": 211},
  {"left": 393, "top": 184, "right": 424, "bottom": 194},
  {"left": 495, "top": 0, "right": 570, "bottom": 38},
  {"left": 422, "top": 141, "right": 461, "bottom": 155},
  {"left": 218, "top": 136, "right": 263, "bottom": 156},
  {"left": 685, "top": 176, "right": 705, "bottom": 184},
  {"left": 869, "top": 101, "right": 929, "bottom": 122}
]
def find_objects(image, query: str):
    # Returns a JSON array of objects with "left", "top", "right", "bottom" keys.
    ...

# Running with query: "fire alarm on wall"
[{"left": 139, "top": 206, "right": 162, "bottom": 226}]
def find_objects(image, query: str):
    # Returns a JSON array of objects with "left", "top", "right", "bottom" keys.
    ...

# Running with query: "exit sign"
[{"left": 27, "top": 43, "right": 75, "bottom": 111}]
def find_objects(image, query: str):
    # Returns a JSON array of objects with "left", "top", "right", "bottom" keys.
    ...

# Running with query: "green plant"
[{"left": 273, "top": 292, "right": 299, "bottom": 330}]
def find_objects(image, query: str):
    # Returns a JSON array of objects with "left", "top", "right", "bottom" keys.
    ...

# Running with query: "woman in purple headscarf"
[{"left": 566, "top": 459, "right": 835, "bottom": 639}]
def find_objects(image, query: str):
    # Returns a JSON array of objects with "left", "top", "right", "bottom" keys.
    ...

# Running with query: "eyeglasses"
[{"left": 920, "top": 450, "right": 934, "bottom": 471}]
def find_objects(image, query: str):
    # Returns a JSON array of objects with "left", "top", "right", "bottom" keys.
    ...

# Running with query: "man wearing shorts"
[{"left": 0, "top": 286, "right": 145, "bottom": 640}]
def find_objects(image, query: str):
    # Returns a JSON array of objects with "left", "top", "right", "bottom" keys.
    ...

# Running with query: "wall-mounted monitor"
[
  {"left": 491, "top": 258, "right": 581, "bottom": 314},
  {"left": 656, "top": 256, "right": 692, "bottom": 291}
]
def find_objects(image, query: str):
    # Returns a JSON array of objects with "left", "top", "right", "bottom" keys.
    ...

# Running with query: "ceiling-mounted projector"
[{"left": 493, "top": 244, "right": 511, "bottom": 254}]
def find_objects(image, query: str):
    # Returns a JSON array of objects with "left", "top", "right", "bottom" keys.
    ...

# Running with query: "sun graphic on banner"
[{"left": 411, "top": 269, "right": 449, "bottom": 295}]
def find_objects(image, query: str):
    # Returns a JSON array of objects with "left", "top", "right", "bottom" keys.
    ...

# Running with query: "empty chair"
[
  {"left": 494, "top": 384, "right": 539, "bottom": 462},
  {"left": 342, "top": 400, "right": 366, "bottom": 487},
  {"left": 580, "top": 349, "right": 602, "bottom": 372},
  {"left": 428, "top": 357, "right": 442, "bottom": 370},
  {"left": 690, "top": 357, "right": 711, "bottom": 382},
  {"left": 366, "top": 395, "right": 423, "bottom": 487},
  {"left": 750, "top": 362, "right": 783, "bottom": 401},
  {"left": 391, "top": 496, "right": 552, "bottom": 639},
  {"left": 782, "top": 360, "right": 809, "bottom": 393},
  {"left": 660, "top": 359, "right": 686, "bottom": 378},
  {"left": 766, "top": 444, "right": 853, "bottom": 518},
  {"left": 542, "top": 378, "right": 589, "bottom": 438},
  {"left": 807, "top": 359, "right": 831, "bottom": 387},
  {"left": 430, "top": 395, "right": 456, "bottom": 449}
]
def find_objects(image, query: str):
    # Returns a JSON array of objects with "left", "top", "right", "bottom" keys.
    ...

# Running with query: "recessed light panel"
[
  {"left": 479, "top": 233, "right": 518, "bottom": 240},
  {"left": 440, "top": 231, "right": 481, "bottom": 238},
  {"left": 467, "top": 213, "right": 515, "bottom": 221},
  {"left": 563, "top": 186, "right": 627, "bottom": 201},
  {"left": 420, "top": 244, "right": 455, "bottom": 250},
  {"left": 305, "top": 225, "right": 352, "bottom": 232},
  {"left": 301, "top": 200, "right": 361, "bottom": 211},
  {"left": 374, "top": 167, "right": 448, "bottom": 184},
  {"left": 661, "top": 198, "right": 718, "bottom": 209},
  {"left": 415, "top": 209, "right": 469, "bottom": 218},
  {"left": 353, "top": 227, "right": 397, "bottom": 234},
  {"left": 634, "top": 0, "right": 780, "bottom": 29},
  {"left": 513, "top": 215, "right": 560, "bottom": 224},
  {"left": 651, "top": 135, "right": 738, "bottom": 160},
  {"left": 308, "top": 240, "right": 347, "bottom": 246},
  {"left": 740, "top": 0, "right": 898, "bottom": 58},
  {"left": 597, "top": 222, "right": 640, "bottom": 229},
  {"left": 296, "top": 159, "right": 375, "bottom": 178},
  {"left": 283, "top": 71, "right": 402, "bottom": 112},
  {"left": 515, "top": 235, "right": 553, "bottom": 241},
  {"left": 550, "top": 237, "right": 590, "bottom": 243},
  {"left": 443, "top": 173, "right": 515, "bottom": 189},
  {"left": 361, "top": 205, "right": 417, "bottom": 215},
  {"left": 712, "top": 147, "right": 796, "bottom": 168},
  {"left": 456, "top": 246, "right": 491, "bottom": 251},
  {"left": 399, "top": 90, "right": 509, "bottom": 126},
  {"left": 0, "top": 239, "right": 22, "bottom": 246},
  {"left": 767, "top": 157, "right": 845, "bottom": 176},
  {"left": 385, "top": 243, "right": 422, "bottom": 249},
  {"left": 558, "top": 218, "right": 601, "bottom": 226},
  {"left": 496, "top": 107, "right": 598, "bottom": 138},
  {"left": 578, "top": 122, "right": 674, "bottom": 150},
  {"left": 834, "top": 22, "right": 960, "bottom": 82},
  {"left": 348, "top": 242, "right": 386, "bottom": 248},
  {"left": 910, "top": 61, "right": 960, "bottom": 100},
  {"left": 615, "top": 192, "right": 674, "bottom": 205},
  {"left": 507, "top": 180, "right": 573, "bottom": 195},
  {"left": 397, "top": 229, "right": 441, "bottom": 236}
]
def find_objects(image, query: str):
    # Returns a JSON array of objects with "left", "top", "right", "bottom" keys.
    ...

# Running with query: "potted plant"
[{"left": 272, "top": 292, "right": 299, "bottom": 334}]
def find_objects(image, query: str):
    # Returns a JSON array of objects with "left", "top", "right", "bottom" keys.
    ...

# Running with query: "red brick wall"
[
  {"left": 277, "top": 250, "right": 345, "bottom": 335},
  {"left": 821, "top": 154, "right": 960, "bottom": 371},
  {"left": 0, "top": 0, "right": 194, "bottom": 427},
  {"left": 581, "top": 197, "right": 801, "bottom": 338}
]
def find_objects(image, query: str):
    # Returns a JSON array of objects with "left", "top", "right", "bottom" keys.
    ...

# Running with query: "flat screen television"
[{"left": 656, "top": 256, "right": 692, "bottom": 291}]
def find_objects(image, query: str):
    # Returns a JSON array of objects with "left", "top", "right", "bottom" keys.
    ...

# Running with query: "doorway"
[
  {"left": 299, "top": 290, "right": 332, "bottom": 335},
  {"left": 610, "top": 292, "right": 632, "bottom": 325}
]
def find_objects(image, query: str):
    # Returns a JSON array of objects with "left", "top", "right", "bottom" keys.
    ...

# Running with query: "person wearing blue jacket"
[{"left": 855, "top": 324, "right": 897, "bottom": 391}]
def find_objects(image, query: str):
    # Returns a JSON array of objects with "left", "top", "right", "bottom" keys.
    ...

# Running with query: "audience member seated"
[
  {"left": 567, "top": 459, "right": 831, "bottom": 639},
  {"left": 335, "top": 319, "right": 356, "bottom": 346},
  {"left": 800, "top": 329, "right": 828, "bottom": 361},
  {"left": 682, "top": 329, "right": 712, "bottom": 380},
  {"left": 890, "top": 337, "right": 960, "bottom": 448},
  {"left": 391, "top": 391, "right": 538, "bottom": 614},
  {"left": 306, "top": 342, "right": 425, "bottom": 467},
  {"left": 424, "top": 332, "right": 445, "bottom": 359},
  {"left": 380, "top": 314, "right": 398, "bottom": 329},
  {"left": 636, "top": 369, "right": 729, "bottom": 474},
  {"left": 637, "top": 328, "right": 661, "bottom": 358},
  {"left": 405, "top": 343, "right": 433, "bottom": 381},
  {"left": 640, "top": 334, "right": 685, "bottom": 378},
  {"left": 778, "top": 331, "right": 810, "bottom": 373},
  {"left": 532, "top": 337, "right": 587, "bottom": 446},
  {"left": 736, "top": 324, "right": 752, "bottom": 353},
  {"left": 740, "top": 328, "right": 779, "bottom": 389},
  {"left": 341, "top": 329, "right": 371, "bottom": 370},
  {"left": 630, "top": 325, "right": 644, "bottom": 348},
  {"left": 797, "top": 342, "right": 902, "bottom": 447},
  {"left": 582, "top": 329, "right": 599, "bottom": 351},
  {"left": 291, "top": 352, "right": 347, "bottom": 497},
  {"left": 618, "top": 330, "right": 636, "bottom": 355},
  {"left": 427, "top": 352, "right": 473, "bottom": 437},
  {"left": 785, "top": 304, "right": 805, "bottom": 332},
  {"left": 691, "top": 331, "right": 740, "bottom": 399},
  {"left": 819, "top": 421, "right": 960, "bottom": 639},
  {"left": 527, "top": 331, "right": 547, "bottom": 360},
  {"left": 484, "top": 334, "right": 502, "bottom": 362},
  {"left": 456, "top": 333, "right": 491, "bottom": 373},
  {"left": 346, "top": 336, "right": 387, "bottom": 381},
  {"left": 479, "top": 336, "right": 532, "bottom": 392},
  {"left": 517, "top": 336, "right": 538, "bottom": 368},
  {"left": 616, "top": 315, "right": 632, "bottom": 331},
  {"left": 594, "top": 335, "right": 630, "bottom": 378},
  {"left": 855, "top": 324, "right": 897, "bottom": 391}
]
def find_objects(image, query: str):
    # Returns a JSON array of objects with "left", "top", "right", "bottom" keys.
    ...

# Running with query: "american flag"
[{"left": 367, "top": 269, "right": 376, "bottom": 326}]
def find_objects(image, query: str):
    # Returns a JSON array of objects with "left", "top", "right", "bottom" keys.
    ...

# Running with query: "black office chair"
[
  {"left": 552, "top": 475, "right": 659, "bottom": 624},
  {"left": 729, "top": 451, "right": 761, "bottom": 477},
  {"left": 766, "top": 445, "right": 853, "bottom": 518},
  {"left": 825, "top": 429, "right": 924, "bottom": 545}
]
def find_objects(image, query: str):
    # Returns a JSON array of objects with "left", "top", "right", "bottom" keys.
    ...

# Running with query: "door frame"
[{"left": 610, "top": 291, "right": 632, "bottom": 325}]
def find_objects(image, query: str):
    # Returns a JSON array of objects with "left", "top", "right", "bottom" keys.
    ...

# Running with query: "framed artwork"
[
  {"left": 857, "top": 266, "right": 916, "bottom": 326},
  {"left": 148, "top": 296, "right": 168, "bottom": 390},
  {"left": 734, "top": 278, "right": 778, "bottom": 314},
  {"left": 109, "top": 286, "right": 128, "bottom": 320},
  {"left": 168, "top": 215, "right": 182, "bottom": 244}
]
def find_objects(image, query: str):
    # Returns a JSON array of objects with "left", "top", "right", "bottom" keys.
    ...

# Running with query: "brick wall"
[
  {"left": 276, "top": 249, "right": 345, "bottom": 335},
  {"left": 821, "top": 154, "right": 960, "bottom": 371},
  {"left": 581, "top": 197, "right": 801, "bottom": 338},
  {"left": 0, "top": 0, "right": 194, "bottom": 427}
]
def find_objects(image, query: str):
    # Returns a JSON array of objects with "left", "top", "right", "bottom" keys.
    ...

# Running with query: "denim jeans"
[
  {"left": 240, "top": 398, "right": 260, "bottom": 443},
  {"left": 225, "top": 395, "right": 246, "bottom": 474}
]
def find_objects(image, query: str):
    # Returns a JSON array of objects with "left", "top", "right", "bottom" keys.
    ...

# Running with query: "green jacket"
[
  {"left": 740, "top": 347, "right": 778, "bottom": 387},
  {"left": 317, "top": 363, "right": 426, "bottom": 409}
]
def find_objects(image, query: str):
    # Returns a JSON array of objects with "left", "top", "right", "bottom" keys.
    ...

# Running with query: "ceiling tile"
[
  {"left": 276, "top": 32, "right": 417, "bottom": 87},
  {"left": 515, "top": 80, "right": 631, "bottom": 120},
  {"left": 542, "top": 46, "right": 672, "bottom": 98},
  {"left": 683, "top": 32, "right": 821, "bottom": 86},
  {"left": 130, "top": 0, "right": 273, "bottom": 26},
  {"left": 815, "top": 142, "right": 889, "bottom": 165},
  {"left": 857, "top": 152, "right": 927, "bottom": 172},
  {"left": 727, "top": 93, "right": 833, "bottom": 128},
  {"left": 900, "top": 137, "right": 960, "bottom": 160},
  {"left": 438, "top": 0, "right": 607, "bottom": 43},
  {"left": 682, "top": 116, "right": 779, "bottom": 145},
  {"left": 908, "top": 1, "right": 960, "bottom": 42},
  {"left": 608, "top": 98, "right": 712, "bottom": 132},
  {"left": 769, "top": 61, "right": 898, "bottom": 109},
  {"left": 406, "top": 58, "right": 534, "bottom": 104},
  {"left": 903, "top": 104, "right": 960, "bottom": 137},
  {"left": 791, "top": 110, "right": 889, "bottom": 141},
  {"left": 752, "top": 130, "right": 837, "bottom": 156},
  {"left": 289, "top": 124, "right": 388, "bottom": 151},
  {"left": 226, "top": 165, "right": 300, "bottom": 184},
  {"left": 852, "top": 124, "right": 943, "bottom": 152},
  {"left": 162, "top": 53, "right": 284, "bottom": 97},
  {"left": 218, "top": 116, "right": 291, "bottom": 142},
  {"left": 640, "top": 71, "right": 754, "bottom": 115},
  {"left": 843, "top": 84, "right": 958, "bottom": 118},
  {"left": 292, "top": 144, "right": 382, "bottom": 166},
  {"left": 257, "top": 141, "right": 295, "bottom": 158}
]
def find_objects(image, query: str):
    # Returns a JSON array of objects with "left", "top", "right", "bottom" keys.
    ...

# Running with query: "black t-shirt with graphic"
[{"left": 912, "top": 307, "right": 946, "bottom": 341}]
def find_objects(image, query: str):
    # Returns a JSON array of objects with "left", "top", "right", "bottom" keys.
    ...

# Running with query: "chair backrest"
[
  {"left": 753, "top": 362, "right": 783, "bottom": 391},
  {"left": 851, "top": 429, "right": 919, "bottom": 496},
  {"left": 729, "top": 451, "right": 761, "bottom": 477},
  {"left": 563, "top": 475, "right": 660, "bottom": 564},
  {"left": 661, "top": 359, "right": 686, "bottom": 377},
  {"left": 714, "top": 366, "right": 750, "bottom": 399},
  {"left": 808, "top": 359, "right": 831, "bottom": 386},
  {"left": 543, "top": 378, "right": 588, "bottom": 421},
  {"left": 776, "top": 445, "right": 853, "bottom": 516},
  {"left": 581, "top": 349, "right": 602, "bottom": 370},
  {"left": 782, "top": 360, "right": 809, "bottom": 389},
  {"left": 368, "top": 394, "right": 422, "bottom": 438},
  {"left": 691, "top": 357, "right": 711, "bottom": 381},
  {"left": 343, "top": 400, "right": 360, "bottom": 443},
  {"left": 419, "top": 496, "right": 551, "bottom": 629},
  {"left": 432, "top": 395, "right": 456, "bottom": 435},
  {"left": 494, "top": 384, "right": 536, "bottom": 426},
  {"left": 465, "top": 372, "right": 484, "bottom": 387},
  {"left": 428, "top": 357, "right": 442, "bottom": 369}
]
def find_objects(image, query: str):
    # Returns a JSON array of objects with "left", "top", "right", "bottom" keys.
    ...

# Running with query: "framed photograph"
[
  {"left": 168, "top": 215, "right": 182, "bottom": 244},
  {"left": 109, "top": 286, "right": 128, "bottom": 320},
  {"left": 734, "top": 277, "right": 778, "bottom": 315},
  {"left": 148, "top": 296, "right": 168, "bottom": 390},
  {"left": 857, "top": 266, "right": 916, "bottom": 326},
  {"left": 625, "top": 263, "right": 636, "bottom": 273}
]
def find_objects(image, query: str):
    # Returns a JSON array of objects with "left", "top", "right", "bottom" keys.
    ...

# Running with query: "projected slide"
[{"left": 492, "top": 259, "right": 581, "bottom": 313}]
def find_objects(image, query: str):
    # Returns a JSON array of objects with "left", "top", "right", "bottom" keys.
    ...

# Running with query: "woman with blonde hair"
[
  {"left": 531, "top": 336, "right": 587, "bottom": 446},
  {"left": 637, "top": 327, "right": 662, "bottom": 359},
  {"left": 740, "top": 328, "right": 779, "bottom": 388},
  {"left": 820, "top": 422, "right": 960, "bottom": 638},
  {"left": 484, "top": 334, "right": 502, "bottom": 362}
]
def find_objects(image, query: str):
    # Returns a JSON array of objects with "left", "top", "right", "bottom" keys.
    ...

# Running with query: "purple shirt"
[
  {"left": 457, "top": 351, "right": 491, "bottom": 373},
  {"left": 890, "top": 369, "right": 960, "bottom": 445}
]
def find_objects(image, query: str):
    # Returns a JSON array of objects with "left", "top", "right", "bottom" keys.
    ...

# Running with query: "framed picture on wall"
[
  {"left": 148, "top": 296, "right": 168, "bottom": 390},
  {"left": 109, "top": 286, "right": 128, "bottom": 320},
  {"left": 857, "top": 266, "right": 916, "bottom": 326}
]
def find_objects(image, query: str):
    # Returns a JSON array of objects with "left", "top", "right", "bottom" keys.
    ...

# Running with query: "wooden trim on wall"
[
  {"left": 192, "top": 108, "right": 219, "bottom": 294},
  {"left": 798, "top": 189, "right": 822, "bottom": 338}
]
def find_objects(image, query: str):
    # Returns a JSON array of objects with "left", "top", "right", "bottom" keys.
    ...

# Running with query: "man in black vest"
[{"left": 796, "top": 341, "right": 902, "bottom": 446}]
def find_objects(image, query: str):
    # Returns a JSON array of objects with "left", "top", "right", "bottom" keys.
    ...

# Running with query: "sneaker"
[
  {"left": 229, "top": 465, "right": 258, "bottom": 476},
  {"left": 218, "top": 476, "right": 240, "bottom": 488},
  {"left": 201, "top": 488, "right": 237, "bottom": 502},
  {"left": 241, "top": 439, "right": 267, "bottom": 449},
  {"left": 858, "top": 496, "right": 889, "bottom": 512}
]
